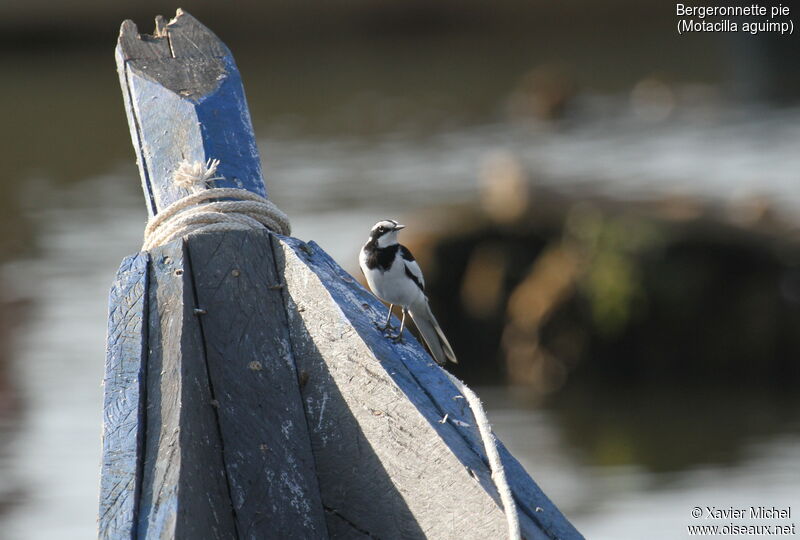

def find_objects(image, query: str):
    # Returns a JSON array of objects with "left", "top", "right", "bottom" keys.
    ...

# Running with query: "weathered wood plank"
[
  {"left": 186, "top": 230, "right": 328, "bottom": 539},
  {"left": 161, "top": 9, "right": 230, "bottom": 59},
  {"left": 315, "top": 234, "right": 581, "bottom": 539},
  {"left": 136, "top": 240, "right": 237, "bottom": 538},
  {"left": 275, "top": 236, "right": 582, "bottom": 540},
  {"left": 274, "top": 236, "right": 565, "bottom": 540},
  {"left": 302, "top": 241, "right": 578, "bottom": 539},
  {"left": 100, "top": 252, "right": 149, "bottom": 540},
  {"left": 115, "top": 10, "right": 266, "bottom": 217},
  {"left": 117, "top": 19, "right": 170, "bottom": 61},
  {"left": 108, "top": 8, "right": 582, "bottom": 540}
]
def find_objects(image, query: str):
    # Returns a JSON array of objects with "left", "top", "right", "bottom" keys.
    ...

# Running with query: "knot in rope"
[{"left": 142, "top": 159, "right": 291, "bottom": 250}]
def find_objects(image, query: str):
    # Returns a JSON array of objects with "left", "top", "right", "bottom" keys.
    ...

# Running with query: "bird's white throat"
[{"left": 376, "top": 231, "right": 399, "bottom": 248}]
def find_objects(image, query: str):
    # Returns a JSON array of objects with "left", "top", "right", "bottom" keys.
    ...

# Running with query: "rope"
[
  {"left": 444, "top": 371, "right": 521, "bottom": 540},
  {"left": 142, "top": 159, "right": 291, "bottom": 250}
]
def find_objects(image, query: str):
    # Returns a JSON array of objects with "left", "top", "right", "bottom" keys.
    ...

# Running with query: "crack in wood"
[
  {"left": 183, "top": 239, "right": 242, "bottom": 538},
  {"left": 323, "top": 506, "right": 379, "bottom": 539}
]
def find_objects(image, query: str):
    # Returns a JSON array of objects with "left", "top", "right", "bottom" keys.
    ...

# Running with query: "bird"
[{"left": 359, "top": 219, "right": 457, "bottom": 365}]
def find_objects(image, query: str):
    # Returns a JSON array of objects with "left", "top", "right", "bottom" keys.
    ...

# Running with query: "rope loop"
[{"left": 142, "top": 159, "right": 291, "bottom": 250}]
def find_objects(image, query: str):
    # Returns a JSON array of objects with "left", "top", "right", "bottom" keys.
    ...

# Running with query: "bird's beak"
[{"left": 394, "top": 224, "right": 406, "bottom": 230}]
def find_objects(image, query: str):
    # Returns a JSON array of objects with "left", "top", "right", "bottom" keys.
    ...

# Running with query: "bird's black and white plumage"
[{"left": 359, "top": 219, "right": 457, "bottom": 365}]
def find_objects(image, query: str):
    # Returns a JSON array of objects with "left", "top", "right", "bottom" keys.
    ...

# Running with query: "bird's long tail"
[{"left": 408, "top": 296, "right": 458, "bottom": 365}]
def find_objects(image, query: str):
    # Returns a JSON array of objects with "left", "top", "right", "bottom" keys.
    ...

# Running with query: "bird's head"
[{"left": 369, "top": 219, "right": 405, "bottom": 248}]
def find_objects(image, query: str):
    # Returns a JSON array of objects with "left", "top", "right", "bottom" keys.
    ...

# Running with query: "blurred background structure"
[{"left": 1, "top": 2, "right": 799, "bottom": 539}]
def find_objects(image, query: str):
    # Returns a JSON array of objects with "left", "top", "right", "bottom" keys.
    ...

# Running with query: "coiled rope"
[
  {"left": 142, "top": 159, "right": 291, "bottom": 250},
  {"left": 443, "top": 371, "right": 521, "bottom": 540}
]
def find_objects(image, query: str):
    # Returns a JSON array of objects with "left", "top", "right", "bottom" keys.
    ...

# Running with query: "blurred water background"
[{"left": 1, "top": 2, "right": 799, "bottom": 539}]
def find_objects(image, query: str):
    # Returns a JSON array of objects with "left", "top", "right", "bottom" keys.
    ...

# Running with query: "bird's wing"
[
  {"left": 408, "top": 296, "right": 457, "bottom": 364},
  {"left": 400, "top": 245, "right": 425, "bottom": 292}
]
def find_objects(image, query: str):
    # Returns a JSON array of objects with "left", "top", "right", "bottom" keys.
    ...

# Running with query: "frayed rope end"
[
  {"left": 142, "top": 157, "right": 291, "bottom": 250},
  {"left": 173, "top": 159, "right": 222, "bottom": 192}
]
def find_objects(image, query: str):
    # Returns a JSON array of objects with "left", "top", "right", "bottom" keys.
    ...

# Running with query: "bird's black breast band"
[{"left": 363, "top": 242, "right": 398, "bottom": 271}]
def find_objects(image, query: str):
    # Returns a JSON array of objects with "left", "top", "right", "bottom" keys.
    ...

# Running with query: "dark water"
[{"left": 1, "top": 37, "right": 799, "bottom": 539}]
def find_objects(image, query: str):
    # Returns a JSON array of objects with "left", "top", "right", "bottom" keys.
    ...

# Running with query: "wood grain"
[
  {"left": 107, "top": 8, "right": 582, "bottom": 539},
  {"left": 274, "top": 236, "right": 565, "bottom": 540},
  {"left": 100, "top": 252, "right": 149, "bottom": 540},
  {"left": 187, "top": 230, "right": 328, "bottom": 539},
  {"left": 136, "top": 240, "right": 237, "bottom": 538},
  {"left": 115, "top": 9, "right": 266, "bottom": 218},
  {"left": 275, "top": 236, "right": 583, "bottom": 540}
]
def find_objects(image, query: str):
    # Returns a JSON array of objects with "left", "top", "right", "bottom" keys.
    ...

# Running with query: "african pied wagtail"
[{"left": 359, "top": 219, "right": 458, "bottom": 365}]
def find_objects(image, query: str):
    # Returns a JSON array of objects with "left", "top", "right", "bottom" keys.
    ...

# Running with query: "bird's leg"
[
  {"left": 384, "top": 305, "right": 394, "bottom": 329},
  {"left": 375, "top": 304, "right": 396, "bottom": 332},
  {"left": 390, "top": 309, "right": 407, "bottom": 342}
]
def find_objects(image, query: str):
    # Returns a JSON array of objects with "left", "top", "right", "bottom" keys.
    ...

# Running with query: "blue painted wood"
[
  {"left": 277, "top": 236, "right": 584, "bottom": 540},
  {"left": 100, "top": 252, "right": 148, "bottom": 540},
  {"left": 109, "top": 11, "right": 331, "bottom": 539},
  {"left": 186, "top": 231, "right": 328, "bottom": 538},
  {"left": 277, "top": 237, "right": 510, "bottom": 538},
  {"left": 137, "top": 240, "right": 239, "bottom": 539},
  {"left": 115, "top": 10, "right": 266, "bottom": 217},
  {"left": 107, "top": 9, "right": 581, "bottom": 540}
]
